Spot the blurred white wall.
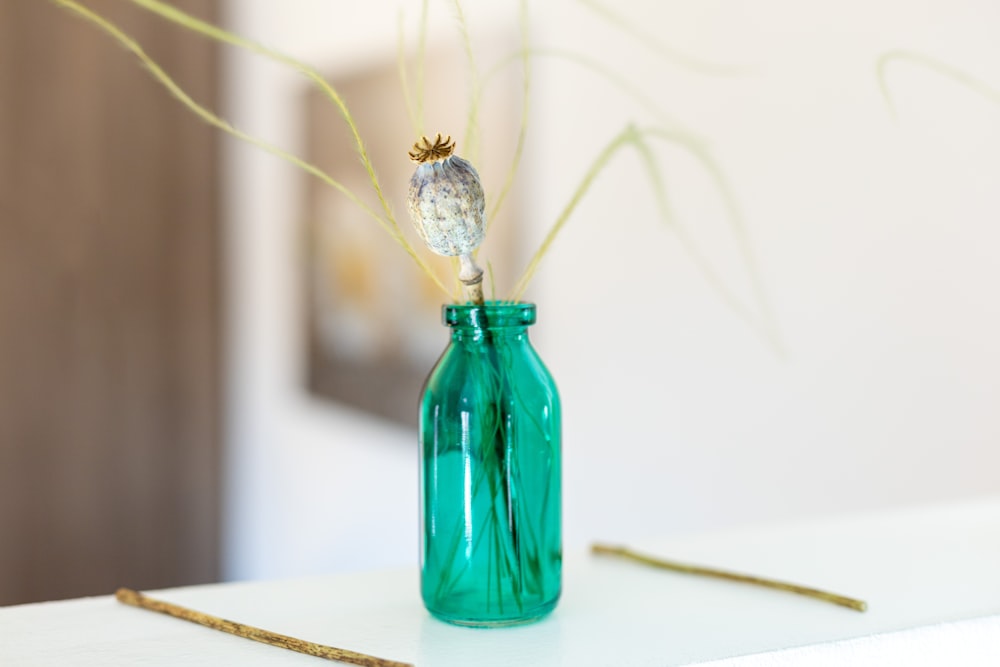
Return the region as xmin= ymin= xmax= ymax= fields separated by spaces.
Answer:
xmin=220 ymin=0 xmax=1000 ymax=581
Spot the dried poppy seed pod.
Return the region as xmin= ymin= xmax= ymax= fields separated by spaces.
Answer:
xmin=407 ymin=134 xmax=486 ymax=304
xmin=407 ymin=134 xmax=485 ymax=256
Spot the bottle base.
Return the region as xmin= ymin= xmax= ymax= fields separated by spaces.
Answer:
xmin=428 ymin=598 xmax=558 ymax=629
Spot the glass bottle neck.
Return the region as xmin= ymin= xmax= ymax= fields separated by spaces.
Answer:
xmin=443 ymin=302 xmax=537 ymax=344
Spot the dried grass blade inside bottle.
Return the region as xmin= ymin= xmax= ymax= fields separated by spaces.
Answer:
xmin=407 ymin=134 xmax=487 ymax=304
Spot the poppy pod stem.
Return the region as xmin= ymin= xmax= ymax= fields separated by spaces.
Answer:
xmin=458 ymin=253 xmax=485 ymax=305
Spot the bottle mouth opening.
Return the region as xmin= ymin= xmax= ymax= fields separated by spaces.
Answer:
xmin=443 ymin=301 xmax=537 ymax=329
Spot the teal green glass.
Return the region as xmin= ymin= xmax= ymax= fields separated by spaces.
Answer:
xmin=419 ymin=302 xmax=562 ymax=627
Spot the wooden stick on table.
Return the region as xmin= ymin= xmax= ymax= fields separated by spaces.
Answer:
xmin=115 ymin=588 xmax=413 ymax=667
xmin=591 ymin=544 xmax=868 ymax=612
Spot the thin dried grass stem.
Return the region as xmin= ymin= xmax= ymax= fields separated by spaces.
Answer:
xmin=484 ymin=0 xmax=531 ymax=230
xmin=592 ymin=544 xmax=868 ymax=612
xmin=482 ymin=47 xmax=691 ymax=135
xmin=115 ymin=588 xmax=413 ymax=666
xmin=877 ymin=49 xmax=1000 ymax=120
xmin=395 ymin=0 xmax=431 ymax=138
xmin=125 ymin=1 xmax=384 ymax=209
xmin=637 ymin=127 xmax=784 ymax=354
xmin=415 ymin=0 xmax=430 ymax=134
xmin=452 ymin=0 xmax=482 ymax=165
xmin=506 ymin=120 xmax=782 ymax=353
xmin=577 ymin=0 xmax=743 ymax=76
xmin=397 ymin=11 xmax=419 ymax=135
xmin=509 ymin=124 xmax=639 ymax=301
xmin=54 ymin=1 xmax=377 ymax=224
xmin=86 ymin=0 xmax=448 ymax=293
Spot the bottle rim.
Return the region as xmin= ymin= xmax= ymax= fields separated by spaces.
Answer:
xmin=443 ymin=301 xmax=536 ymax=329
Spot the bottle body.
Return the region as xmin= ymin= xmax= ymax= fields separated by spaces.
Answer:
xmin=419 ymin=303 xmax=561 ymax=626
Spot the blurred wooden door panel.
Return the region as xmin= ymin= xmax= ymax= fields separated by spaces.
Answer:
xmin=0 ymin=0 xmax=221 ymax=605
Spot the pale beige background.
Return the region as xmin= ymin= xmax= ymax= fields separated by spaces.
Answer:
xmin=220 ymin=0 xmax=1000 ymax=579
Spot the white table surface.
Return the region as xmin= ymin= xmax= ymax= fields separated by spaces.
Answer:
xmin=2 ymin=498 xmax=999 ymax=666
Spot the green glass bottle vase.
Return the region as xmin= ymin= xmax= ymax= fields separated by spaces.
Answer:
xmin=419 ymin=302 xmax=562 ymax=627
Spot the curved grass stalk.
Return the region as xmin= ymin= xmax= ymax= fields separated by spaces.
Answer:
xmin=451 ymin=0 xmax=483 ymax=164
xmin=483 ymin=0 xmax=532 ymax=230
xmin=487 ymin=261 xmax=497 ymax=302
xmin=577 ymin=0 xmax=745 ymax=77
xmin=415 ymin=0 xmax=431 ymax=136
xmin=52 ymin=1 xmax=401 ymax=242
xmin=55 ymin=0 xmax=449 ymax=296
xmin=483 ymin=47 xmax=696 ymax=139
xmin=125 ymin=1 xmax=389 ymax=219
xmin=510 ymin=125 xmax=640 ymax=301
xmin=397 ymin=11 xmax=420 ymax=135
xmin=54 ymin=1 xmax=383 ymax=226
xmin=877 ymin=49 xmax=1000 ymax=120
xmin=510 ymin=124 xmax=783 ymax=353
xmin=637 ymin=129 xmax=783 ymax=353
xmin=118 ymin=0 xmax=449 ymax=295
xmin=396 ymin=0 xmax=431 ymax=137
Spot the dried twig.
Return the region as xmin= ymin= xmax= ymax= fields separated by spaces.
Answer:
xmin=591 ymin=544 xmax=867 ymax=612
xmin=115 ymin=588 xmax=414 ymax=667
